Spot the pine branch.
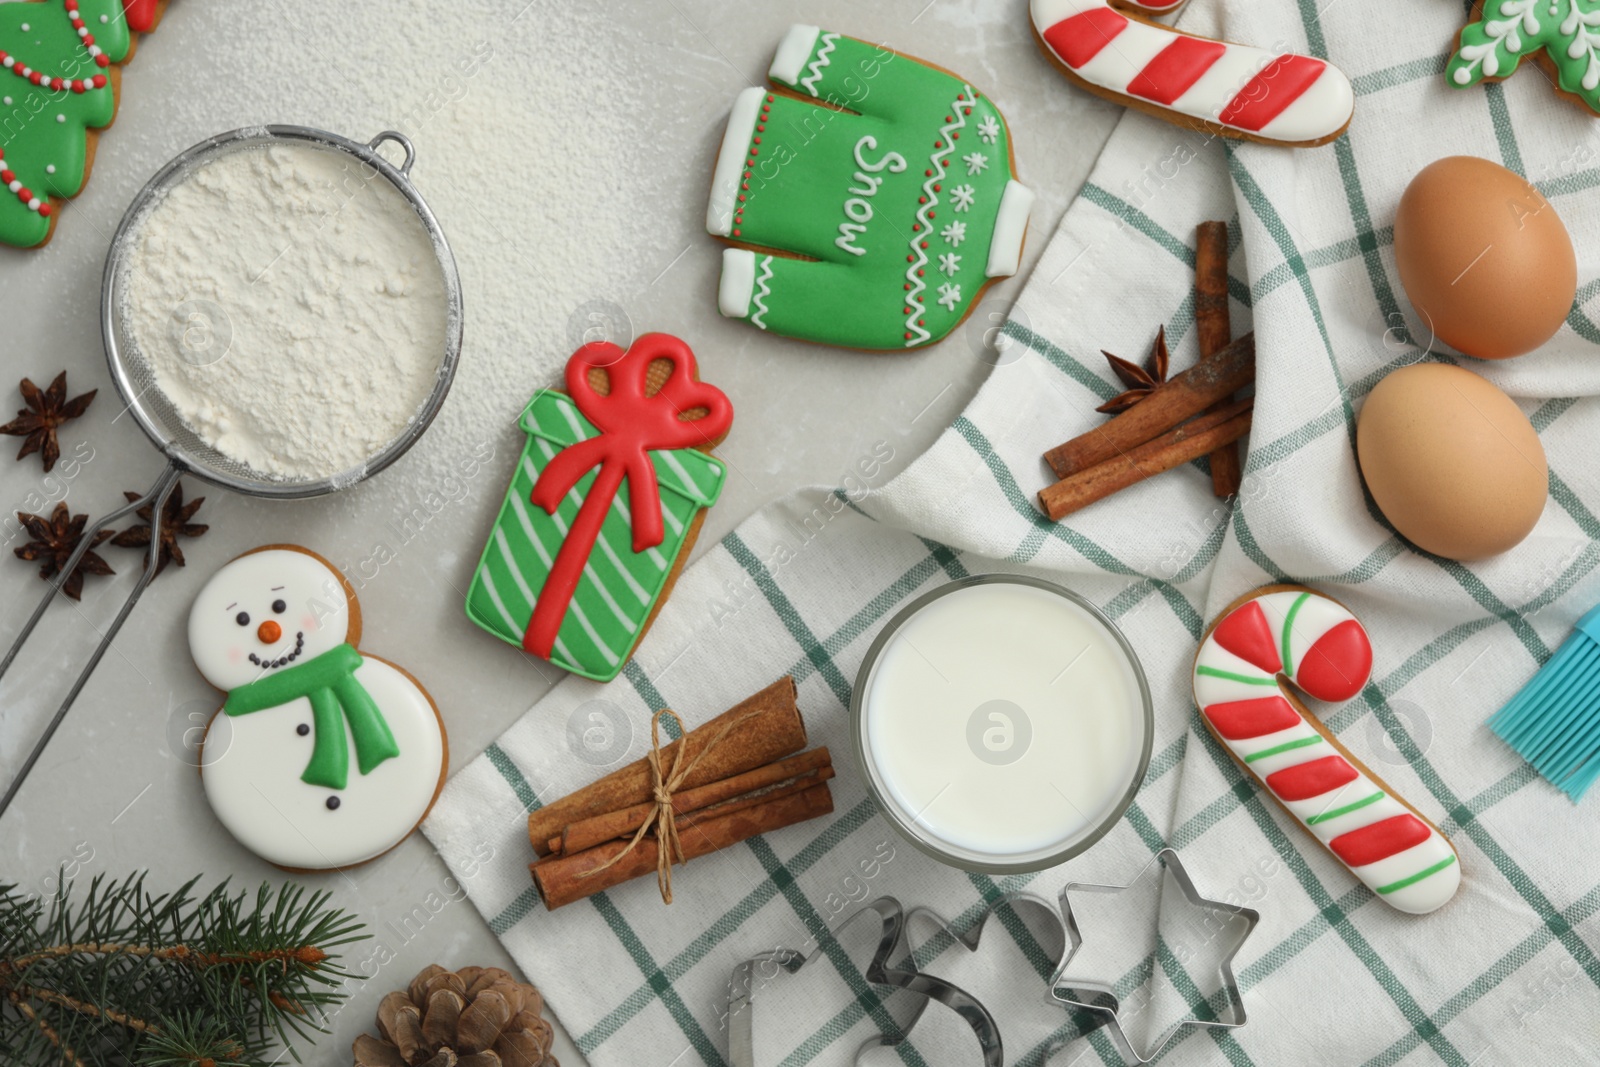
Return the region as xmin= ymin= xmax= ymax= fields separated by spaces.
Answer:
xmin=0 ymin=874 xmax=365 ymax=1067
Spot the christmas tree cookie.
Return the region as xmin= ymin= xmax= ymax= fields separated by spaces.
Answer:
xmin=191 ymin=546 xmax=448 ymax=871
xmin=1447 ymin=0 xmax=1600 ymax=116
xmin=466 ymin=334 xmax=733 ymax=681
xmin=0 ymin=0 xmax=156 ymax=249
xmin=1193 ymin=586 xmax=1460 ymax=915
xmin=707 ymin=25 xmax=1035 ymax=351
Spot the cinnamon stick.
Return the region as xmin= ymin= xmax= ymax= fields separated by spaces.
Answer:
xmin=554 ymin=748 xmax=835 ymax=855
xmin=1039 ymin=398 xmax=1254 ymax=521
xmin=1195 ymin=221 xmax=1242 ymax=497
xmin=528 ymin=677 xmax=807 ymax=857
xmin=1043 ymin=331 xmax=1255 ymax=480
xmin=549 ymin=769 xmax=834 ymax=855
xmin=532 ymin=783 xmax=835 ymax=909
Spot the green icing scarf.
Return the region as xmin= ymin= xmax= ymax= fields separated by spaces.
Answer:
xmin=223 ymin=643 xmax=399 ymax=791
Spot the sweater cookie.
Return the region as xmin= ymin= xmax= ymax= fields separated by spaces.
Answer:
xmin=192 ymin=546 xmax=448 ymax=871
xmin=707 ymin=25 xmax=1036 ymax=351
xmin=1030 ymin=0 xmax=1355 ymax=147
xmin=1193 ymin=586 xmax=1460 ymax=915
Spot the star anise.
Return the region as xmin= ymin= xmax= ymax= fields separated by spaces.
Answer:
xmin=110 ymin=483 xmax=208 ymax=578
xmin=1095 ymin=326 xmax=1171 ymax=414
xmin=14 ymin=502 xmax=116 ymax=601
xmin=0 ymin=372 xmax=97 ymax=472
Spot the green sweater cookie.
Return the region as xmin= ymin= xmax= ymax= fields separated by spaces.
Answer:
xmin=0 ymin=0 xmax=132 ymax=249
xmin=708 ymin=25 xmax=1035 ymax=351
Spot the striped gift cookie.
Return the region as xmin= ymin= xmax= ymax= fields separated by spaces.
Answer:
xmin=1193 ymin=586 xmax=1461 ymax=915
xmin=1030 ymin=0 xmax=1355 ymax=147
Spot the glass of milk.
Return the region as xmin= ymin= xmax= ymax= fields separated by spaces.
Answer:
xmin=853 ymin=575 xmax=1152 ymax=873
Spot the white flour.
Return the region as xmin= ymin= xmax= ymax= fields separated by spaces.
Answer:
xmin=120 ymin=142 xmax=449 ymax=481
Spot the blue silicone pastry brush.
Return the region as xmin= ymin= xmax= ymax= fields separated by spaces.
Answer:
xmin=1488 ymin=604 xmax=1600 ymax=801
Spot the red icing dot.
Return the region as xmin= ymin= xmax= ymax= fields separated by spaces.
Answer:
xmin=917 ymin=270 xmax=925 ymax=277
xmin=752 ymin=136 xmax=761 ymax=144
xmin=37 ymin=203 xmax=50 ymax=217
xmin=92 ymin=74 xmax=105 ymax=86
xmin=905 ymin=332 xmax=914 ymax=340
xmin=903 ymin=283 xmax=912 ymax=291
xmin=906 ymin=254 xmax=915 ymax=263
xmin=0 ymin=171 xmax=11 ymax=183
xmin=952 ymin=132 xmax=959 ymax=140
xmin=95 ymin=54 xmax=109 ymax=67
xmin=918 ymin=196 xmax=927 ymax=204
xmin=731 ymin=228 xmax=741 ymax=237
xmin=17 ymin=187 xmax=31 ymax=201
xmin=920 ymin=241 xmax=929 ymax=249
xmin=925 ymin=169 xmax=933 ymax=177
xmin=756 ymin=124 xmax=765 ymax=132
xmin=912 ymin=223 xmax=920 ymax=232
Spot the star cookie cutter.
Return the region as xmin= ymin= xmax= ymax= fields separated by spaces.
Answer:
xmin=1050 ymin=848 xmax=1259 ymax=1064
xmin=728 ymin=897 xmax=1002 ymax=1067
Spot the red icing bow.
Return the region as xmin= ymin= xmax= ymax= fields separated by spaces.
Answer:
xmin=523 ymin=334 xmax=733 ymax=659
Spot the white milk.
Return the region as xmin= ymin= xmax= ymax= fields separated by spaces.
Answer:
xmin=857 ymin=579 xmax=1149 ymax=871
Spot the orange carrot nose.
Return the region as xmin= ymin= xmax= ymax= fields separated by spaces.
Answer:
xmin=257 ymin=620 xmax=282 ymax=644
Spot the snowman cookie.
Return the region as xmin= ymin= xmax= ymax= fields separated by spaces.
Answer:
xmin=192 ymin=546 xmax=447 ymax=871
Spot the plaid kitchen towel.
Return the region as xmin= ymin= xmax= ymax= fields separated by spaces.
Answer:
xmin=423 ymin=0 xmax=1600 ymax=1062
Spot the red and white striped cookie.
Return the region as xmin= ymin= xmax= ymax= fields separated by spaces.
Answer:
xmin=1193 ymin=586 xmax=1460 ymax=915
xmin=1030 ymin=0 xmax=1355 ymax=147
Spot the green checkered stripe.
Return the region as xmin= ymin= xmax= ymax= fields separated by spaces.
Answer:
xmin=428 ymin=8 xmax=1600 ymax=1065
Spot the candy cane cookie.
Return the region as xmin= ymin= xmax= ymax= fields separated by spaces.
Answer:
xmin=1030 ymin=0 xmax=1355 ymax=147
xmin=1193 ymin=586 xmax=1460 ymax=915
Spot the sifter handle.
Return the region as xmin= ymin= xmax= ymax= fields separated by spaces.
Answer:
xmin=0 ymin=461 xmax=181 ymax=819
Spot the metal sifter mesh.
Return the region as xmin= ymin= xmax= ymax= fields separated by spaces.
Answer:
xmin=0 ymin=125 xmax=464 ymax=817
xmin=102 ymin=124 xmax=464 ymax=497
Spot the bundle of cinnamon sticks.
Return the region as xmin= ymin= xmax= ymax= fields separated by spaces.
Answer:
xmin=529 ymin=677 xmax=835 ymax=910
xmin=1039 ymin=222 xmax=1255 ymax=522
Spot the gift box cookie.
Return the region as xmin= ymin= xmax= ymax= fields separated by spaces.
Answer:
xmin=466 ymin=333 xmax=733 ymax=681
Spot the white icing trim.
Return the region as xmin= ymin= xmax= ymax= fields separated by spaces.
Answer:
xmin=985 ymin=180 xmax=1034 ymax=278
xmin=1259 ymin=66 xmax=1354 ymax=144
xmin=769 ymin=24 xmax=823 ymax=87
xmin=719 ymin=248 xmax=757 ymax=318
xmin=706 ymin=87 xmax=765 ymax=236
xmin=751 ymin=255 xmax=775 ymax=330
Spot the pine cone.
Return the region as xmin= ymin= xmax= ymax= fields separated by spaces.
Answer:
xmin=352 ymin=965 xmax=559 ymax=1067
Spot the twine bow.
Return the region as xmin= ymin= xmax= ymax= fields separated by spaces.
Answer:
xmin=523 ymin=335 xmax=734 ymax=659
xmin=578 ymin=707 xmax=759 ymax=904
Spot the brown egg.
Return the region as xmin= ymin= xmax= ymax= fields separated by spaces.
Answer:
xmin=1356 ymin=364 xmax=1546 ymax=561
xmin=1394 ymin=156 xmax=1576 ymax=360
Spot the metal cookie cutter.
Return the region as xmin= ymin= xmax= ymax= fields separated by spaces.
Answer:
xmin=728 ymin=897 xmax=1003 ymax=1067
xmin=1050 ymin=848 xmax=1259 ymax=1064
